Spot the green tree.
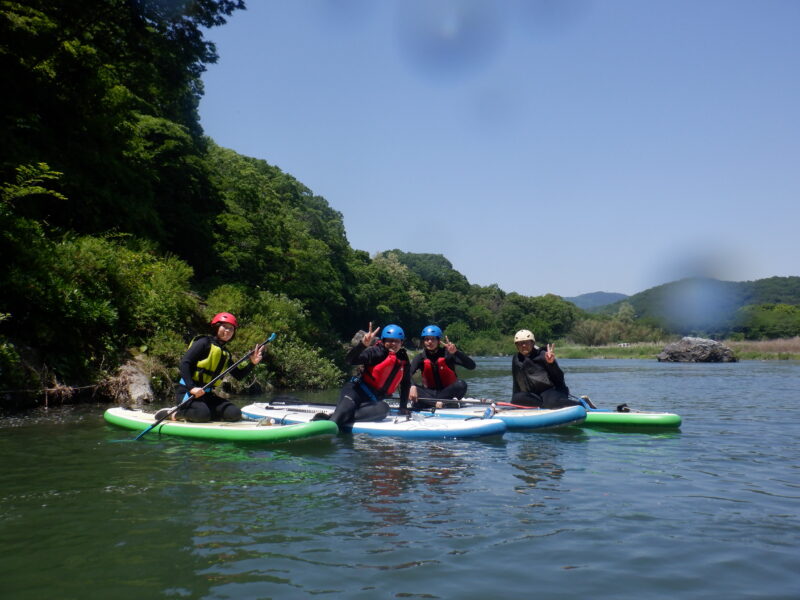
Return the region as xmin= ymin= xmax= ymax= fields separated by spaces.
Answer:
xmin=426 ymin=290 xmax=469 ymax=330
xmin=206 ymin=144 xmax=356 ymax=339
xmin=733 ymin=304 xmax=800 ymax=339
xmin=386 ymin=250 xmax=471 ymax=294
xmin=616 ymin=301 xmax=636 ymax=324
xmin=0 ymin=0 xmax=242 ymax=274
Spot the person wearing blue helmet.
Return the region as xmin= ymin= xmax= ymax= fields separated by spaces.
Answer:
xmin=408 ymin=325 xmax=476 ymax=409
xmin=325 ymin=322 xmax=412 ymax=428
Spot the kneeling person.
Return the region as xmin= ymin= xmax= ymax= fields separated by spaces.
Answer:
xmin=511 ymin=329 xmax=580 ymax=409
xmin=168 ymin=312 xmax=265 ymax=422
xmin=328 ymin=323 xmax=411 ymax=428
xmin=409 ymin=325 xmax=476 ymax=409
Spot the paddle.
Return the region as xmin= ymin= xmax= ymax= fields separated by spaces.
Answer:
xmin=412 ymin=397 xmax=528 ymax=410
xmin=568 ymin=393 xmax=598 ymax=409
xmin=568 ymin=393 xmax=629 ymax=413
xmin=391 ymin=397 xmax=499 ymax=419
xmin=135 ymin=332 xmax=277 ymax=440
xmin=408 ymin=396 xmax=495 ymax=409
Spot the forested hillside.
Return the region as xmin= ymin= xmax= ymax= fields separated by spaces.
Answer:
xmin=0 ymin=1 xmax=584 ymax=403
xmin=593 ymin=277 xmax=800 ymax=338
xmin=564 ymin=292 xmax=629 ymax=310
xmin=2 ymin=2 xmax=797 ymax=406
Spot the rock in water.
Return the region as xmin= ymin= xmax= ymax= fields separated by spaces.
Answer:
xmin=657 ymin=337 xmax=738 ymax=363
xmin=114 ymin=358 xmax=155 ymax=406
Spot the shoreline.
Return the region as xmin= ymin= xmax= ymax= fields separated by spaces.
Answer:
xmin=555 ymin=338 xmax=800 ymax=361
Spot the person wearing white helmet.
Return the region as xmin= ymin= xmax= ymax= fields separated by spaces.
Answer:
xmin=408 ymin=324 xmax=476 ymax=409
xmin=323 ymin=322 xmax=412 ymax=428
xmin=510 ymin=329 xmax=580 ymax=409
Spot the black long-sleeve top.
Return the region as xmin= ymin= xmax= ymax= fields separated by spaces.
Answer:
xmin=511 ymin=346 xmax=567 ymax=395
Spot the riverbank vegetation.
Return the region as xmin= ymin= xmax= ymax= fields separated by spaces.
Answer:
xmin=553 ymin=339 xmax=800 ymax=361
xmin=725 ymin=337 xmax=800 ymax=361
xmin=2 ymin=2 xmax=799 ymax=409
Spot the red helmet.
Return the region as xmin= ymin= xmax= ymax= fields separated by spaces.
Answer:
xmin=210 ymin=312 xmax=238 ymax=328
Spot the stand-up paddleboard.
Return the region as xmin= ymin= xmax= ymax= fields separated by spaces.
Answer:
xmin=582 ymin=406 xmax=682 ymax=428
xmin=104 ymin=407 xmax=338 ymax=442
xmin=240 ymin=402 xmax=506 ymax=439
xmin=425 ymin=396 xmax=680 ymax=430
xmin=412 ymin=404 xmax=586 ymax=430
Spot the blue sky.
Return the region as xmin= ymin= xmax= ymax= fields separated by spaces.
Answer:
xmin=199 ymin=0 xmax=799 ymax=298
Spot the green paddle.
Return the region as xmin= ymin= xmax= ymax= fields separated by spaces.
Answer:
xmin=135 ymin=332 xmax=276 ymax=440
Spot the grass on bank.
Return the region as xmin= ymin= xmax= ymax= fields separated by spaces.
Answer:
xmin=555 ymin=337 xmax=800 ymax=360
xmin=556 ymin=343 xmax=664 ymax=359
xmin=725 ymin=337 xmax=800 ymax=360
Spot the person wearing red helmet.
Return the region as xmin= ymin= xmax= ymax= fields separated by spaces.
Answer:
xmin=157 ymin=312 xmax=265 ymax=422
xmin=211 ymin=312 xmax=238 ymax=329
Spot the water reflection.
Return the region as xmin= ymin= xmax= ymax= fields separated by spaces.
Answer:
xmin=510 ymin=442 xmax=566 ymax=493
xmin=338 ymin=436 xmax=482 ymax=528
xmin=5 ymin=361 xmax=800 ymax=598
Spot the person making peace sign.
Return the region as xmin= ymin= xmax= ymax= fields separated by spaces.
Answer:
xmin=325 ymin=322 xmax=412 ymax=429
xmin=510 ymin=329 xmax=581 ymax=409
xmin=408 ymin=325 xmax=476 ymax=409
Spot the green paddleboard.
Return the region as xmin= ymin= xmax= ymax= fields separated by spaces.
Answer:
xmin=581 ymin=409 xmax=682 ymax=429
xmin=104 ymin=407 xmax=338 ymax=442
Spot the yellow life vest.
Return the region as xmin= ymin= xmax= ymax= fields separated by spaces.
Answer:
xmin=190 ymin=336 xmax=232 ymax=388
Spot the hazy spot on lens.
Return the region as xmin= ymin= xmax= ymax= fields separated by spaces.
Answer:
xmin=649 ymin=245 xmax=758 ymax=332
xmin=318 ymin=0 xmax=378 ymax=30
xmin=662 ymin=278 xmax=740 ymax=333
xmin=393 ymin=0 xmax=506 ymax=82
xmin=470 ymin=83 xmax=527 ymax=134
xmin=515 ymin=0 xmax=593 ymax=37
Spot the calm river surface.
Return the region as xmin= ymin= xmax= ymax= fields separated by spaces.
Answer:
xmin=1 ymin=358 xmax=799 ymax=599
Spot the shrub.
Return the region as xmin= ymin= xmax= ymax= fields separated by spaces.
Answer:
xmin=229 ymin=333 xmax=342 ymax=392
xmin=0 ymin=334 xmax=38 ymax=393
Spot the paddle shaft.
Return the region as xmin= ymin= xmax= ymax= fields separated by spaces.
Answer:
xmin=405 ymin=397 xmax=537 ymax=410
xmin=404 ymin=396 xmax=493 ymax=408
xmin=429 ymin=395 xmax=591 ymax=410
xmin=135 ymin=332 xmax=276 ymax=440
xmin=568 ymin=393 xmax=597 ymax=409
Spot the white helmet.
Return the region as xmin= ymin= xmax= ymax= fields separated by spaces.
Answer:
xmin=514 ymin=329 xmax=535 ymax=343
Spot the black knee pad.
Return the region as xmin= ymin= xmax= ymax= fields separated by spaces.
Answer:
xmin=221 ymin=403 xmax=242 ymax=422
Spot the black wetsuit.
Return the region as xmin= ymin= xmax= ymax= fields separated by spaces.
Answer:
xmin=409 ymin=347 xmax=476 ymax=408
xmin=328 ymin=342 xmax=411 ymax=429
xmin=511 ymin=346 xmax=578 ymax=409
xmin=176 ymin=336 xmax=255 ymax=422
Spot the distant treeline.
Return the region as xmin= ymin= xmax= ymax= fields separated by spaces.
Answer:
xmin=1 ymin=2 xmax=798 ymax=403
xmin=592 ymin=277 xmax=800 ymax=341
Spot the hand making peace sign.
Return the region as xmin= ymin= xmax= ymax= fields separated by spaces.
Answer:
xmin=545 ymin=343 xmax=556 ymax=364
xmin=361 ymin=322 xmax=381 ymax=347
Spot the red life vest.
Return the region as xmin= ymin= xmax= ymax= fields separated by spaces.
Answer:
xmin=422 ymin=356 xmax=458 ymax=389
xmin=362 ymin=351 xmax=407 ymax=396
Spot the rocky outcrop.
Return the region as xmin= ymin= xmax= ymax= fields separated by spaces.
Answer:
xmin=105 ymin=357 xmax=155 ymax=406
xmin=657 ymin=337 xmax=738 ymax=363
xmin=350 ymin=330 xmax=379 ymax=346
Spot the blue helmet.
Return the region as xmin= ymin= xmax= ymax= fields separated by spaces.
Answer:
xmin=421 ymin=325 xmax=442 ymax=339
xmin=381 ymin=324 xmax=405 ymax=340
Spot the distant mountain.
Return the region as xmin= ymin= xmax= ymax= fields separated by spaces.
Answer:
xmin=595 ymin=276 xmax=800 ymax=335
xmin=564 ymin=291 xmax=629 ymax=310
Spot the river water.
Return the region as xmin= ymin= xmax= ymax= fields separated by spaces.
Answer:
xmin=1 ymin=358 xmax=798 ymax=599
